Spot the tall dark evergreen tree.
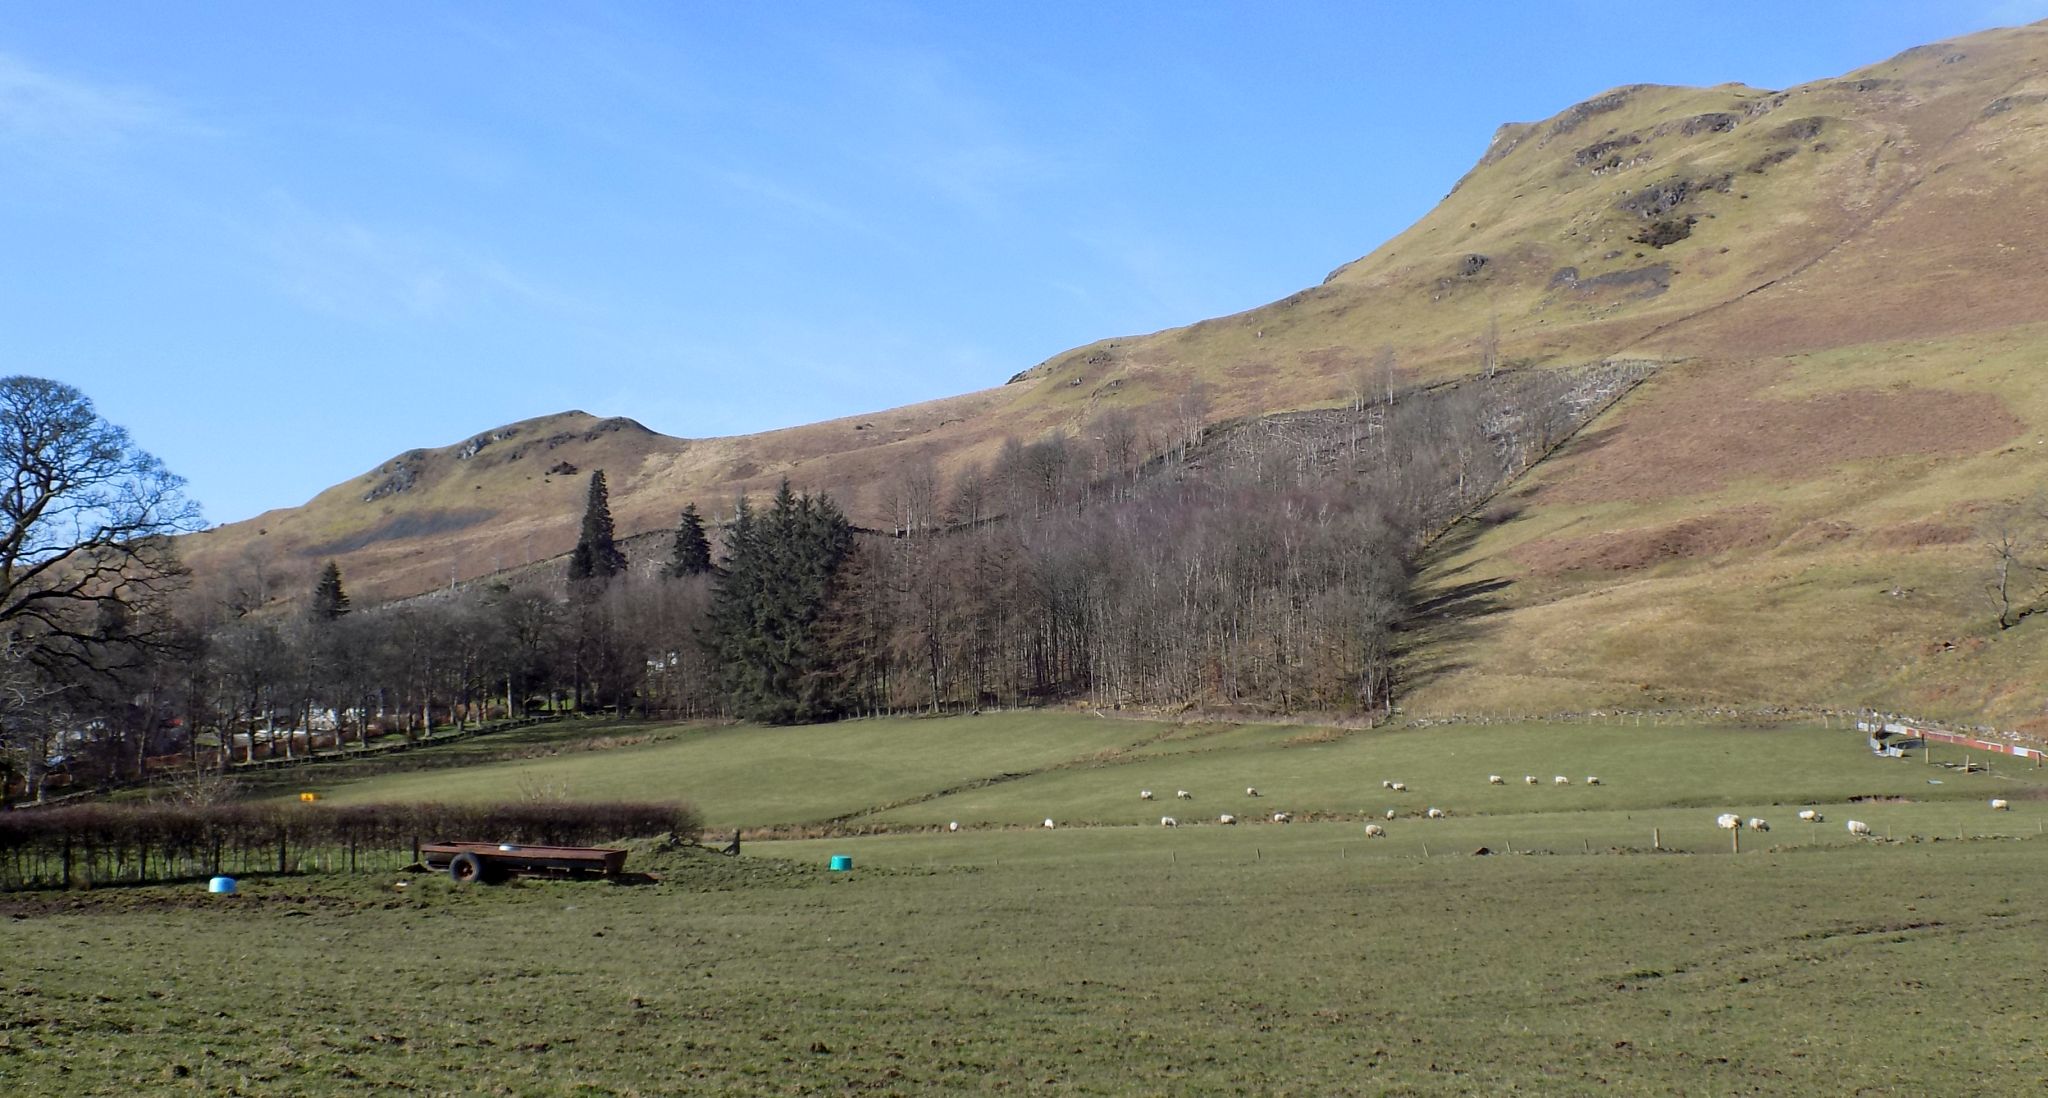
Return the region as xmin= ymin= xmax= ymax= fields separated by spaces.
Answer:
xmin=310 ymin=560 xmax=350 ymax=620
xmin=706 ymin=481 xmax=855 ymax=724
xmin=707 ymin=495 xmax=764 ymax=712
xmin=567 ymin=470 xmax=628 ymax=582
xmin=665 ymin=503 xmax=714 ymax=578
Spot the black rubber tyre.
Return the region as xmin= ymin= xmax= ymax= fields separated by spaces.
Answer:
xmin=448 ymin=852 xmax=486 ymax=884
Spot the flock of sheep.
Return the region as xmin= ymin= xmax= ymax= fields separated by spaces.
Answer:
xmin=1009 ymin=772 xmax=1614 ymax=834
xmin=950 ymin=778 xmax=2021 ymax=836
xmin=1714 ymin=799 xmax=2012 ymax=837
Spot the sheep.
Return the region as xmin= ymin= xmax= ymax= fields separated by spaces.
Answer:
xmin=1390 ymin=782 xmax=1408 ymax=792
xmin=948 ymin=821 xmax=960 ymax=832
xmin=1554 ymin=776 xmax=1570 ymax=786
xmin=1990 ymin=798 xmax=2011 ymax=811
xmin=1846 ymin=819 xmax=1871 ymax=835
xmin=1176 ymin=790 xmax=1193 ymax=800
xmin=1140 ymin=790 xmax=1154 ymax=801
xmin=1219 ymin=814 xmax=1237 ymax=825
xmin=1524 ymin=775 xmax=1539 ymax=785
xmin=1585 ymin=776 xmax=1602 ymax=786
xmin=1384 ymin=809 xmax=1397 ymax=820
xmin=1716 ymin=813 xmax=1742 ymax=830
xmin=1747 ymin=817 xmax=1770 ymax=832
xmin=1160 ymin=816 xmax=1178 ymax=828
xmin=1364 ymin=824 xmax=1387 ymax=837
xmin=1426 ymin=807 xmax=1446 ymax=819
xmin=1797 ymin=809 xmax=1821 ymax=823
xmin=1042 ymin=818 xmax=1056 ymax=829
xmin=1488 ymin=774 xmax=1505 ymax=785
xmin=1245 ymin=786 xmax=1261 ymax=797
xmin=1272 ymin=812 xmax=1293 ymax=823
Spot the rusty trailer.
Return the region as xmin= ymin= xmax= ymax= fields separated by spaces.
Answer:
xmin=420 ymin=841 xmax=628 ymax=884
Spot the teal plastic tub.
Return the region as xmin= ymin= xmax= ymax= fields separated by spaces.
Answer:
xmin=828 ymin=854 xmax=853 ymax=872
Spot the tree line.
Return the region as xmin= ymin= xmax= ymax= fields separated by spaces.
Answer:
xmin=0 ymin=364 xmax=1646 ymax=801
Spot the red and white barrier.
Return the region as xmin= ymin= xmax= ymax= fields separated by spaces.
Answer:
xmin=1859 ymin=717 xmax=2040 ymax=759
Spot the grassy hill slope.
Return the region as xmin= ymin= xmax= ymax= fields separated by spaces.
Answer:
xmin=182 ymin=22 xmax=2048 ymax=721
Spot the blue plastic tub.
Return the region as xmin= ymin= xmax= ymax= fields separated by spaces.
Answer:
xmin=828 ymin=855 xmax=853 ymax=872
xmin=208 ymin=876 xmax=237 ymax=894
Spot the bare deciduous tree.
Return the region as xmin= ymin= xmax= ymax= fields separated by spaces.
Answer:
xmin=0 ymin=376 xmax=201 ymax=682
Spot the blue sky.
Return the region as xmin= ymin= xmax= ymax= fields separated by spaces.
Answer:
xmin=3 ymin=2 xmax=2042 ymax=524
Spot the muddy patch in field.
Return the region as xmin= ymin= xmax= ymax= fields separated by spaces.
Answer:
xmin=1512 ymin=507 xmax=1777 ymax=576
xmin=1537 ymin=363 xmax=2025 ymax=504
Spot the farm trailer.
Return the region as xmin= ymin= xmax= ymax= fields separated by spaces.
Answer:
xmin=419 ymin=841 xmax=628 ymax=884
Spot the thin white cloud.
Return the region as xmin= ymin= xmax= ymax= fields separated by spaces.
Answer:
xmin=824 ymin=44 xmax=1063 ymax=218
xmin=0 ymin=50 xmax=200 ymax=151
xmin=245 ymin=193 xmax=575 ymax=325
xmin=709 ymin=167 xmax=908 ymax=251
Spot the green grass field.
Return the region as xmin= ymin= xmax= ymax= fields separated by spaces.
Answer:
xmin=8 ymin=712 xmax=2048 ymax=1094
xmin=287 ymin=712 xmax=2045 ymax=837
xmin=292 ymin=712 xmax=1172 ymax=829
xmin=6 ymin=837 xmax=2044 ymax=1094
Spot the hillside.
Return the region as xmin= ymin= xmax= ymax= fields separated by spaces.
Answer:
xmin=182 ymin=22 xmax=2048 ymax=721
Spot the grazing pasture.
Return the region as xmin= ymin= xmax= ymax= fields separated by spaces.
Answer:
xmin=293 ymin=712 xmax=1164 ymax=828
xmin=6 ymin=713 xmax=2046 ymax=1093
xmin=283 ymin=713 xmax=2044 ymax=834
xmin=4 ymin=836 xmax=2045 ymax=1094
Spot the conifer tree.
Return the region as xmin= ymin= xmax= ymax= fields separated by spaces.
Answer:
xmin=310 ymin=560 xmax=350 ymax=620
xmin=707 ymin=495 xmax=765 ymax=709
xmin=568 ymin=470 xmax=628 ymax=582
xmin=665 ymin=503 xmax=714 ymax=578
xmin=705 ymin=481 xmax=854 ymax=723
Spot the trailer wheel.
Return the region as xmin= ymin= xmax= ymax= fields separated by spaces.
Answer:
xmin=448 ymin=852 xmax=487 ymax=884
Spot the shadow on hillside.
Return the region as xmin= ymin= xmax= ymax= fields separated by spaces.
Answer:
xmin=1395 ymin=516 xmax=1515 ymax=697
xmin=1549 ymin=422 xmax=1625 ymax=459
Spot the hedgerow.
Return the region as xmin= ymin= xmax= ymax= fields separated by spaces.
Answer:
xmin=0 ymin=800 xmax=699 ymax=890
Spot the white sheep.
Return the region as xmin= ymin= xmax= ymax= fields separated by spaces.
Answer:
xmin=1245 ymin=786 xmax=1261 ymax=797
xmin=1176 ymin=790 xmax=1193 ymax=800
xmin=1488 ymin=774 xmax=1505 ymax=785
xmin=1272 ymin=812 xmax=1293 ymax=823
xmin=1364 ymin=824 xmax=1386 ymax=837
xmin=1585 ymin=776 xmax=1602 ymax=786
xmin=1797 ymin=809 xmax=1821 ymax=822
xmin=1524 ymin=775 xmax=1539 ymax=785
xmin=1160 ymin=816 xmax=1178 ymax=828
xmin=1554 ymin=776 xmax=1570 ymax=786
xmin=1042 ymin=818 xmax=1056 ymax=829
xmin=1390 ymin=782 xmax=1408 ymax=792
xmin=1139 ymin=790 xmax=1154 ymax=800
xmin=1716 ymin=813 xmax=1742 ymax=830
xmin=1426 ymin=807 xmax=1446 ymax=819
xmin=1990 ymin=798 xmax=2011 ymax=811
xmin=1218 ymin=813 xmax=1237 ymax=825
xmin=1747 ymin=817 xmax=1770 ymax=832
xmin=1384 ymin=809 xmax=1396 ymax=820
xmin=948 ymin=821 xmax=960 ymax=832
xmin=1846 ymin=819 xmax=1871 ymax=835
